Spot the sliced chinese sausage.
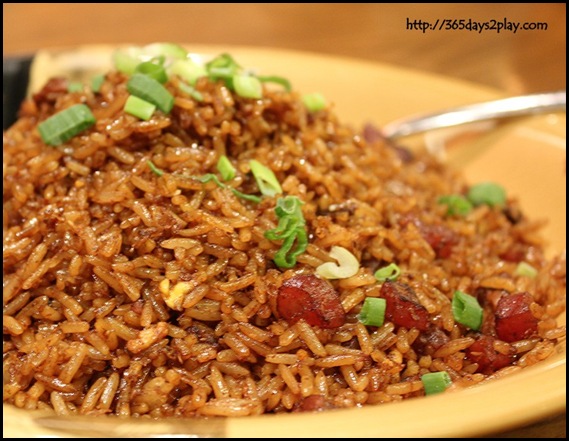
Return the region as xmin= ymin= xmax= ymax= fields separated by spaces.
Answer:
xmin=294 ymin=394 xmax=336 ymax=412
xmin=413 ymin=325 xmax=450 ymax=355
xmin=494 ymin=292 xmax=539 ymax=342
xmin=418 ymin=223 xmax=458 ymax=259
xmin=465 ymin=335 xmax=514 ymax=375
xmin=380 ymin=281 xmax=429 ymax=331
xmin=399 ymin=215 xmax=458 ymax=258
xmin=277 ymin=274 xmax=346 ymax=329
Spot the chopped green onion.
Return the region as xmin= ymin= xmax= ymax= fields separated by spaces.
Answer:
xmin=127 ymin=74 xmax=174 ymax=114
xmin=113 ymin=46 xmax=144 ymax=74
xmin=249 ymin=160 xmax=282 ymax=197
xmin=113 ymin=43 xmax=187 ymax=75
xmin=421 ymin=371 xmax=452 ymax=395
xmin=195 ymin=173 xmax=261 ymax=203
xmin=142 ymin=42 xmax=188 ymax=60
xmin=124 ymin=95 xmax=156 ymax=121
xmin=91 ymin=74 xmax=105 ymax=93
xmin=257 ymin=75 xmax=292 ymax=92
xmin=38 ymin=104 xmax=96 ymax=146
xmin=135 ymin=61 xmax=168 ymax=83
xmin=316 ymin=246 xmax=360 ymax=279
xmin=467 ymin=182 xmax=506 ymax=207
xmin=206 ymin=53 xmax=241 ymax=79
xmin=197 ymin=173 xmax=225 ymax=186
xmin=274 ymin=195 xmax=303 ymax=218
xmin=209 ymin=68 xmax=237 ymax=84
xmin=217 ymin=155 xmax=236 ymax=181
xmin=177 ymin=82 xmax=204 ymax=102
xmin=233 ymin=75 xmax=263 ymax=99
xmin=197 ymin=173 xmax=224 ymax=188
xmin=67 ymin=82 xmax=83 ymax=93
xmin=452 ymin=290 xmax=483 ymax=331
xmin=205 ymin=53 xmax=243 ymax=91
xmin=438 ymin=194 xmax=473 ymax=216
xmin=231 ymin=189 xmax=262 ymax=203
xmin=148 ymin=55 xmax=166 ymax=66
xmin=374 ymin=263 xmax=401 ymax=282
xmin=147 ymin=160 xmax=164 ymax=176
xmin=273 ymin=226 xmax=308 ymax=268
xmin=265 ymin=196 xmax=305 ymax=241
xmin=169 ymin=59 xmax=207 ymax=86
xmin=302 ymin=93 xmax=327 ymax=112
xmin=265 ymin=196 xmax=308 ymax=268
xmin=515 ymin=261 xmax=538 ymax=278
xmin=359 ymin=297 xmax=387 ymax=327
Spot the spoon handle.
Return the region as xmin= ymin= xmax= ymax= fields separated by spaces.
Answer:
xmin=381 ymin=90 xmax=566 ymax=139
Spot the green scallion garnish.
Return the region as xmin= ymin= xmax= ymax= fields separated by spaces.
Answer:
xmin=67 ymin=82 xmax=83 ymax=93
xmin=124 ymin=95 xmax=157 ymax=121
xmin=135 ymin=61 xmax=168 ymax=84
xmin=273 ymin=226 xmax=308 ymax=268
xmin=233 ymin=75 xmax=263 ymax=99
xmin=37 ymin=104 xmax=96 ymax=146
xmin=374 ymin=263 xmax=401 ymax=282
xmin=91 ymin=74 xmax=105 ymax=93
xmin=257 ymin=75 xmax=292 ymax=92
xmin=217 ymin=155 xmax=236 ymax=181
xmin=358 ymin=297 xmax=387 ymax=327
xmin=126 ymin=74 xmax=174 ymax=114
xmin=467 ymin=182 xmax=506 ymax=207
xmin=113 ymin=46 xmax=144 ymax=74
xmin=169 ymin=59 xmax=207 ymax=86
xmin=142 ymin=42 xmax=188 ymax=60
xmin=421 ymin=371 xmax=452 ymax=395
xmin=197 ymin=173 xmax=225 ymax=186
xmin=265 ymin=195 xmax=308 ymax=268
xmin=113 ymin=43 xmax=187 ymax=75
xmin=438 ymin=194 xmax=473 ymax=216
xmin=204 ymin=53 xmax=288 ymax=97
xmin=515 ymin=261 xmax=538 ymax=278
xmin=249 ymin=160 xmax=282 ymax=197
xmin=231 ymin=189 xmax=262 ymax=203
xmin=451 ymin=290 xmax=483 ymax=331
xmin=147 ymin=160 xmax=164 ymax=176
xmin=265 ymin=196 xmax=305 ymax=242
xmin=302 ymin=93 xmax=327 ymax=112
xmin=177 ymin=82 xmax=204 ymax=102
xmin=196 ymin=173 xmax=261 ymax=203
xmin=206 ymin=53 xmax=241 ymax=80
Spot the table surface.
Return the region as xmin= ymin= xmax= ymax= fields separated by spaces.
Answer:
xmin=3 ymin=3 xmax=566 ymax=438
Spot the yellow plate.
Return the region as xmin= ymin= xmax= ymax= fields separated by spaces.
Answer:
xmin=3 ymin=45 xmax=566 ymax=438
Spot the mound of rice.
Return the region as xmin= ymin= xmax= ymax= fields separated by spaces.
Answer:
xmin=3 ymin=52 xmax=566 ymax=417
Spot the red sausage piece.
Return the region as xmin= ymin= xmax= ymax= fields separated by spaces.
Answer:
xmin=494 ymin=292 xmax=539 ymax=343
xmin=277 ymin=274 xmax=346 ymax=329
xmin=380 ymin=281 xmax=429 ymax=331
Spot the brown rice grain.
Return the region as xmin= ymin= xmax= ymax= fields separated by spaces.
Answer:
xmin=296 ymin=321 xmax=327 ymax=357
xmin=50 ymin=391 xmax=71 ymax=416
xmin=315 ymin=354 xmax=360 ymax=368
xmin=385 ymin=379 xmax=424 ymax=396
xmin=58 ymin=343 xmax=88 ymax=383
xmin=278 ymin=363 xmax=301 ymax=395
xmin=80 ymin=377 xmax=107 ymax=414
xmin=432 ymin=337 xmax=475 ymax=358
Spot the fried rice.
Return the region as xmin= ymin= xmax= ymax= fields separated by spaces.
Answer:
xmin=3 ymin=48 xmax=566 ymax=418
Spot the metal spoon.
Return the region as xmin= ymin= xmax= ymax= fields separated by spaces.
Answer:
xmin=381 ymin=90 xmax=566 ymax=139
